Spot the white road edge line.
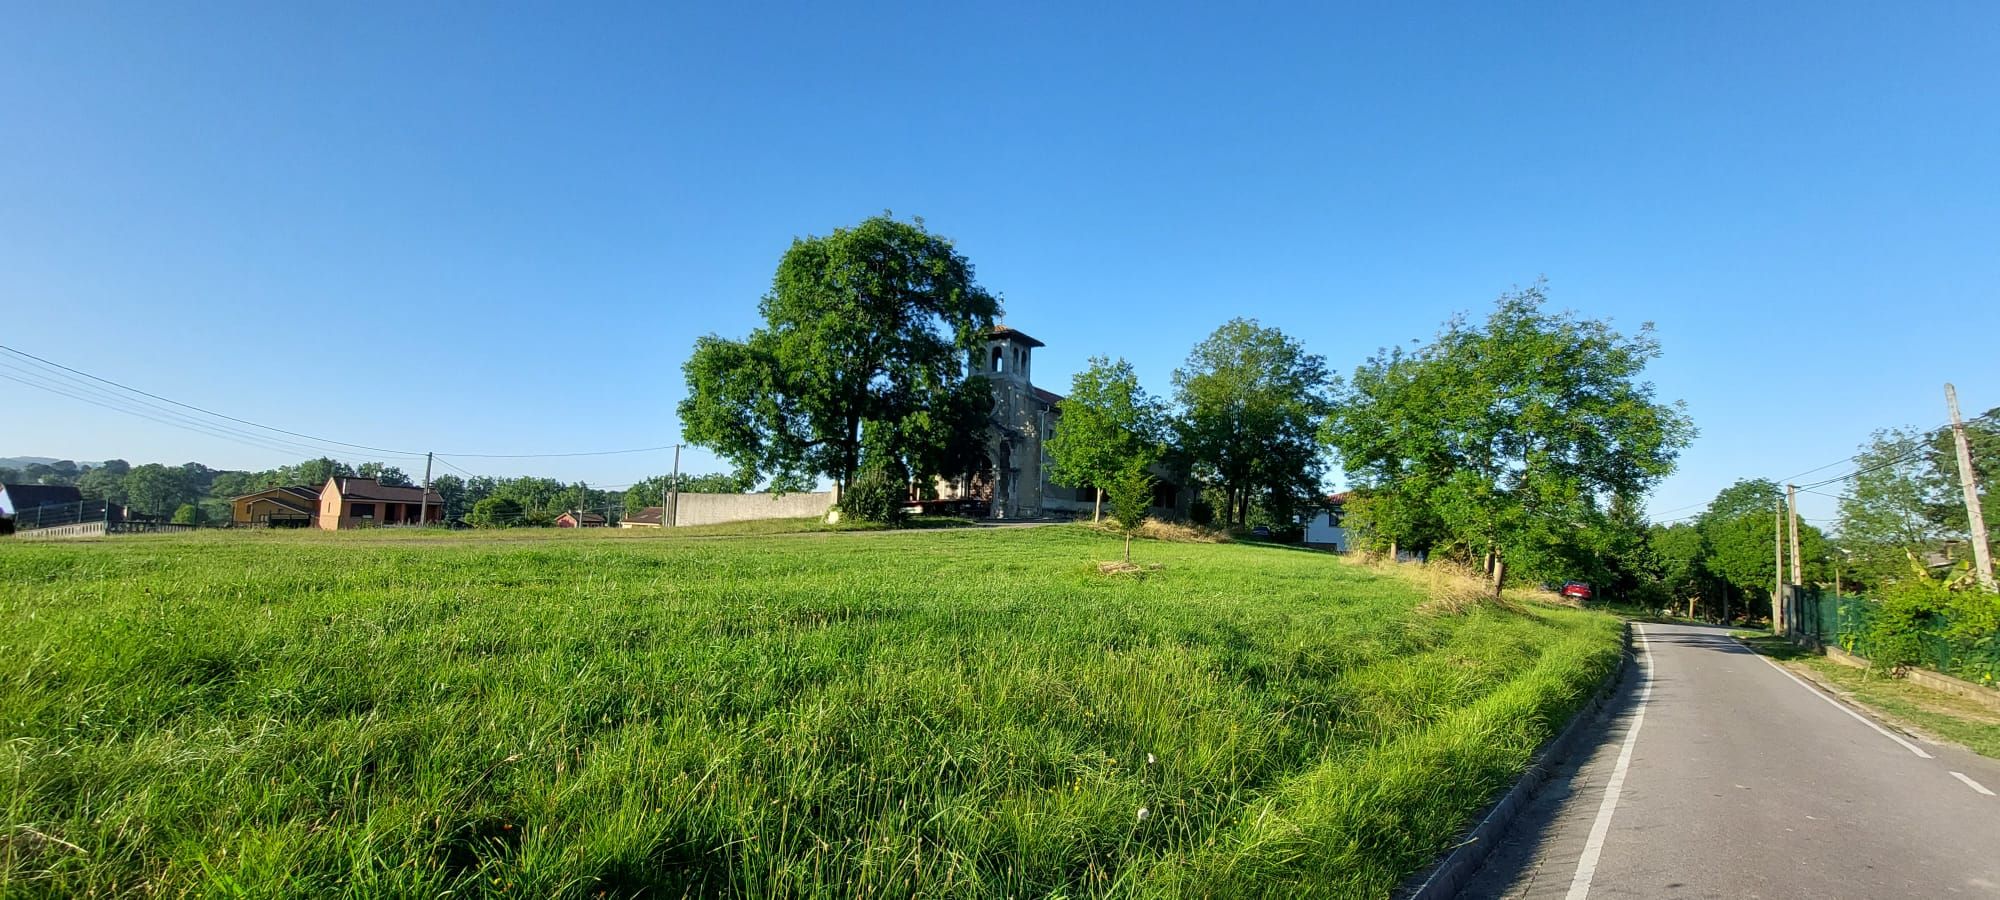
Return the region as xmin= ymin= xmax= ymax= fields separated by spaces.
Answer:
xmin=1734 ymin=637 xmax=1934 ymax=760
xmin=1951 ymin=771 xmax=1996 ymax=796
xmin=1565 ymin=624 xmax=1653 ymax=900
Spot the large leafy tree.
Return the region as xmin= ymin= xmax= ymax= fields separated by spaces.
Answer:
xmin=1328 ymin=284 xmax=1694 ymax=591
xmin=122 ymin=463 xmax=196 ymax=516
xmin=1695 ymin=478 xmax=1832 ymax=617
xmin=1651 ymin=522 xmax=1720 ymax=617
xmin=1173 ymin=319 xmax=1333 ymax=527
xmin=1047 ymin=357 xmax=1169 ymax=522
xmin=679 ymin=215 xmax=999 ymax=492
xmin=75 ymin=459 xmax=131 ymax=506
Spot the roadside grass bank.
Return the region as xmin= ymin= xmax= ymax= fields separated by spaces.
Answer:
xmin=2 ymin=527 xmax=1620 ymax=897
xmin=1737 ymin=635 xmax=2000 ymax=759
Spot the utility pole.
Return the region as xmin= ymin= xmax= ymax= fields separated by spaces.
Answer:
xmin=668 ymin=444 xmax=682 ymax=527
xmin=1946 ymin=383 xmax=1996 ymax=591
xmin=1774 ymin=499 xmax=1786 ymax=635
xmin=1787 ymin=483 xmax=1803 ymax=585
xmin=420 ymin=451 xmax=434 ymax=527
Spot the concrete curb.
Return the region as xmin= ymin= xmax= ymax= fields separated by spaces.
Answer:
xmin=1396 ymin=622 xmax=1636 ymax=900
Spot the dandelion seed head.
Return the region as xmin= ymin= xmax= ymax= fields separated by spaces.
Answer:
xmin=1136 ymin=806 xmax=1149 ymax=822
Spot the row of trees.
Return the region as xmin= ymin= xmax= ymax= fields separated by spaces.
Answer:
xmin=5 ymin=454 xmax=744 ymax=529
xmin=1044 ymin=322 xmax=1335 ymax=532
xmin=1647 ymin=479 xmax=1830 ymax=620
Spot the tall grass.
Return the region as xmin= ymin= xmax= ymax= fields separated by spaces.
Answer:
xmin=0 ymin=526 xmax=1619 ymax=897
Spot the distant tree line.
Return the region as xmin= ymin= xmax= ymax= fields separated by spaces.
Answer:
xmin=1 ymin=456 xmax=744 ymax=528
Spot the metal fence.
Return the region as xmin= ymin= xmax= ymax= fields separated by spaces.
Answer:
xmin=1793 ymin=586 xmax=1999 ymax=685
xmin=10 ymin=500 xmax=182 ymax=533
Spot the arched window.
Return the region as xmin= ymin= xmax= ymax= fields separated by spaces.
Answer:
xmin=991 ymin=347 xmax=1004 ymax=373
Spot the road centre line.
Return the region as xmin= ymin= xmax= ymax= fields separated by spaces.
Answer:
xmin=1564 ymin=624 xmax=1653 ymax=900
xmin=1735 ymin=638 xmax=1933 ymax=760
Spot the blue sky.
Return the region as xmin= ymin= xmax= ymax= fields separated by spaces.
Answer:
xmin=3 ymin=1 xmax=1996 ymax=525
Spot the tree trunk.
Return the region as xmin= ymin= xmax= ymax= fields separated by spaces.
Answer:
xmin=1124 ymin=533 xmax=1132 ymax=563
xmin=1490 ymin=555 xmax=1507 ymax=598
xmin=1483 ymin=546 xmax=1495 ymax=576
xmin=1389 ymin=540 xmax=1398 ymax=563
xmin=1094 ymin=488 xmax=1103 ymax=523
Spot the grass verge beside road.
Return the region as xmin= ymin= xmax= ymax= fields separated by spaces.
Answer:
xmin=3 ymin=526 xmax=1619 ymax=897
xmin=1737 ymin=635 xmax=2000 ymax=760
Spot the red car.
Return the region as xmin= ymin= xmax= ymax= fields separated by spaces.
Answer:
xmin=1560 ymin=581 xmax=1594 ymax=601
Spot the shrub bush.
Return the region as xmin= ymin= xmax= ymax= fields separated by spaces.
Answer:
xmin=840 ymin=466 xmax=909 ymax=525
xmin=1866 ymin=581 xmax=1951 ymax=670
xmin=466 ymin=497 xmax=524 ymax=529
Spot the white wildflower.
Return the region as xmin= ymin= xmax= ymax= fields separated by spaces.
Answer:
xmin=1136 ymin=806 xmax=1149 ymax=822
xmin=1146 ymin=753 xmax=1156 ymax=766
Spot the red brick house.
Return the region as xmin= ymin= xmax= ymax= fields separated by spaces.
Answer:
xmin=317 ymin=476 xmax=445 ymax=530
xmin=554 ymin=511 xmax=607 ymax=528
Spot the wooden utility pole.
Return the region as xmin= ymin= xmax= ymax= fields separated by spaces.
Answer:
xmin=1787 ymin=483 xmax=1803 ymax=585
xmin=420 ymin=451 xmax=434 ymax=526
xmin=668 ymin=444 xmax=682 ymax=528
xmin=1773 ymin=499 xmax=1786 ymax=635
xmin=1946 ymin=383 xmax=1996 ymax=591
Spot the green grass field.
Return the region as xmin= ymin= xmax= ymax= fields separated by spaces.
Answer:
xmin=1 ymin=525 xmax=1621 ymax=898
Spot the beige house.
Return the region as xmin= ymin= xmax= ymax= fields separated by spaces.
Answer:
xmin=231 ymin=485 xmax=319 ymax=527
xmin=317 ymin=476 xmax=445 ymax=530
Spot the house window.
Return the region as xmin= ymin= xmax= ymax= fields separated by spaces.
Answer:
xmin=350 ymin=503 xmax=375 ymax=520
xmin=991 ymin=347 xmax=1004 ymax=373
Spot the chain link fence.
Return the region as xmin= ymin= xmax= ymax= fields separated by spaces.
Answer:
xmin=1793 ymin=586 xmax=1999 ymax=686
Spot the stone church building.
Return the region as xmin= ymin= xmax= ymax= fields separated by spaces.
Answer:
xmin=937 ymin=326 xmax=1191 ymax=520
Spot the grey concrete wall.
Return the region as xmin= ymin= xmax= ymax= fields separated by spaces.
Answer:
xmin=672 ymin=491 xmax=835 ymax=527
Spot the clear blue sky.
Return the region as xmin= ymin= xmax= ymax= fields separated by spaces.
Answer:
xmin=4 ymin=1 xmax=1996 ymax=525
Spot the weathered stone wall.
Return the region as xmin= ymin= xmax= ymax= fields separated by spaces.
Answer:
xmin=671 ymin=491 xmax=836 ymax=527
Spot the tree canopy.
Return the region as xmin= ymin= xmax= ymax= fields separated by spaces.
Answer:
xmin=1046 ymin=357 xmax=1168 ymax=521
xmin=1836 ymin=414 xmax=2000 ymax=589
xmin=1326 ymin=283 xmax=1694 ymax=589
xmin=1172 ymin=319 xmax=1333 ymax=527
xmin=679 ymin=215 xmax=1000 ymax=491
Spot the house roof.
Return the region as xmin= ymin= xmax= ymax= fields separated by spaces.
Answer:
xmin=1 ymin=483 xmax=84 ymax=514
xmin=561 ymin=511 xmax=608 ymax=524
xmin=1031 ymin=387 xmax=1065 ymax=407
xmin=236 ymin=486 xmax=319 ymax=516
xmin=327 ymin=477 xmax=443 ymax=505
xmin=991 ymin=325 xmax=1045 ymax=348
xmin=625 ymin=506 xmax=664 ymax=525
xmin=235 ymin=485 xmax=320 ymax=503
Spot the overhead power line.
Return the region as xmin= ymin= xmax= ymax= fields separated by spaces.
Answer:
xmin=0 ymin=343 xmax=683 ymax=462
xmin=0 ymin=344 xmax=427 ymax=458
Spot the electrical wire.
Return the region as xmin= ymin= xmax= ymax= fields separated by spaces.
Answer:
xmin=0 ymin=343 xmax=683 ymax=461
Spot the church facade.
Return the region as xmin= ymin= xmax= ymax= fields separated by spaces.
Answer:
xmin=937 ymin=326 xmax=1190 ymax=520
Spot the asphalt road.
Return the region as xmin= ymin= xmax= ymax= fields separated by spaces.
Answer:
xmin=1461 ymin=622 xmax=2000 ymax=899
